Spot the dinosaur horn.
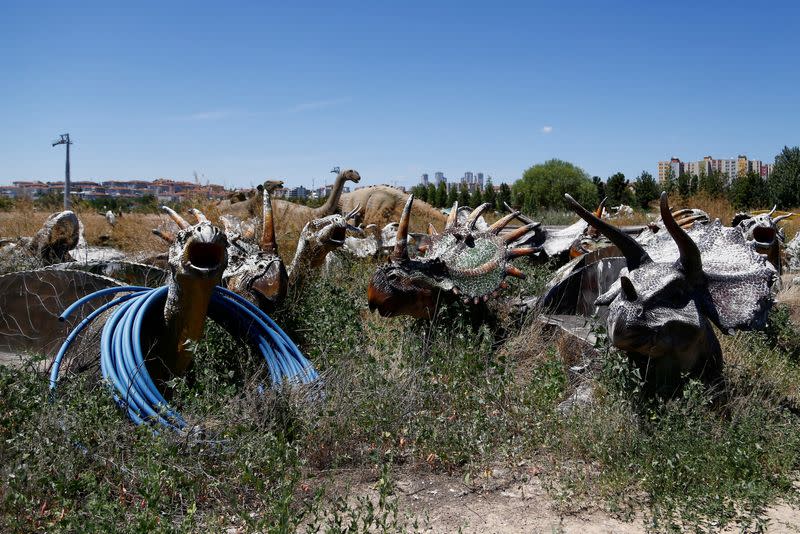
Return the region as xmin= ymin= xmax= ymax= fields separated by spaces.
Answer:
xmin=260 ymin=186 xmax=277 ymax=253
xmin=675 ymin=214 xmax=707 ymax=228
xmin=504 ymin=201 xmax=538 ymax=226
xmin=660 ymin=192 xmax=703 ymax=280
xmin=506 ymin=247 xmax=541 ymax=259
xmin=489 ymin=211 xmax=521 ymax=234
xmin=345 ymin=204 xmax=361 ymax=220
xmin=774 ymin=213 xmax=794 ymax=224
xmin=564 ymin=194 xmax=651 ymax=270
xmin=428 ymin=223 xmax=438 ymax=236
xmin=504 ymin=222 xmax=541 ymax=243
xmin=671 ymin=208 xmax=694 ymax=219
xmin=505 ymin=265 xmax=526 ymax=279
xmin=161 ymin=206 xmax=190 ymax=230
xmin=595 ymin=197 xmax=607 ymax=218
xmin=620 ymin=276 xmax=637 ymax=301
xmin=152 ymin=228 xmax=175 ymax=244
xmin=445 ymin=201 xmax=458 ymax=229
xmin=392 ymin=194 xmax=414 ymax=260
xmin=768 ymin=205 xmax=777 ymax=216
xmin=466 ymin=203 xmax=491 ymax=229
xmin=188 ymin=208 xmax=208 ymax=223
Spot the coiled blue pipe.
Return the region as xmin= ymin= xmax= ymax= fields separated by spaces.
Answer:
xmin=51 ymin=285 xmax=318 ymax=430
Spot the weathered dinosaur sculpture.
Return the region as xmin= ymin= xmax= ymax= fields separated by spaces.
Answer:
xmin=564 ymin=192 xmax=775 ymax=392
xmin=0 ymin=210 xmax=80 ymax=271
xmin=367 ymin=197 xmax=539 ymax=318
xmin=731 ymin=207 xmax=793 ymax=275
xmin=339 ymin=185 xmax=448 ymax=230
xmin=219 ymin=169 xmax=362 ymax=236
xmin=287 ymin=207 xmax=361 ymax=285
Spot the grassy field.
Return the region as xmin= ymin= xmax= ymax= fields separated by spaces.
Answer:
xmin=1 ymin=198 xmax=800 ymax=532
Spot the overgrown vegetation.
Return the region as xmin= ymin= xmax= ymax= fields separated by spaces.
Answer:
xmin=2 ymin=254 xmax=800 ymax=532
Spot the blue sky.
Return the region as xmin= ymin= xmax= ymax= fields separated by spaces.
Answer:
xmin=1 ymin=1 xmax=798 ymax=189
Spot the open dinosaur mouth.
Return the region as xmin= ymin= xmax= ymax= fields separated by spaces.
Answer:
xmin=186 ymin=241 xmax=225 ymax=272
xmin=752 ymin=226 xmax=776 ymax=246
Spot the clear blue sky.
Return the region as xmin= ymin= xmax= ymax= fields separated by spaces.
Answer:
xmin=2 ymin=1 xmax=798 ymax=189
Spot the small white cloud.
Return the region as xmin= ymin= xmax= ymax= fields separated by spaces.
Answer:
xmin=541 ymin=126 xmax=553 ymax=134
xmin=285 ymin=97 xmax=350 ymax=114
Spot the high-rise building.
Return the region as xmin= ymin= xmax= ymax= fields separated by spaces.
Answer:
xmin=421 ymin=173 xmax=429 ymax=186
xmin=476 ymin=172 xmax=484 ymax=189
xmin=434 ymin=172 xmax=445 ymax=185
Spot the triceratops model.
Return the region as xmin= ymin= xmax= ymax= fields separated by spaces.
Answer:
xmin=0 ymin=210 xmax=80 ymax=271
xmin=367 ymin=196 xmax=539 ymax=318
xmin=564 ymin=192 xmax=775 ymax=392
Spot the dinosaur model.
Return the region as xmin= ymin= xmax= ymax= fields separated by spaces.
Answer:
xmin=564 ymin=192 xmax=775 ymax=393
xmin=0 ymin=210 xmax=80 ymax=271
xmin=339 ymin=185 xmax=448 ymax=230
xmin=731 ymin=207 xmax=793 ymax=275
xmin=219 ymin=169 xmax=362 ymax=236
xmin=367 ymin=197 xmax=539 ymax=318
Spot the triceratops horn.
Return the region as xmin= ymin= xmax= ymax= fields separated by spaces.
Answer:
xmin=489 ymin=211 xmax=520 ymax=234
xmin=774 ymin=213 xmax=794 ymax=224
xmin=564 ymin=194 xmax=651 ymax=270
xmin=620 ymin=276 xmax=637 ymax=302
xmin=260 ymin=186 xmax=277 ymax=253
xmin=392 ymin=195 xmax=414 ymax=260
xmin=445 ymin=201 xmax=458 ymax=229
xmin=595 ymin=197 xmax=608 ymax=218
xmin=660 ymin=192 xmax=703 ymax=280
xmin=466 ymin=203 xmax=491 ymax=230
xmin=161 ymin=206 xmax=190 ymax=230
xmin=346 ymin=204 xmax=361 ymax=220
xmin=768 ymin=205 xmax=777 ymax=216
xmin=188 ymin=208 xmax=209 ymax=223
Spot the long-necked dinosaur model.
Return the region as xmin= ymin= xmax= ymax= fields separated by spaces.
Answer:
xmin=565 ymin=192 xmax=775 ymax=392
xmin=339 ymin=185 xmax=448 ymax=230
xmin=367 ymin=197 xmax=539 ymax=318
xmin=219 ymin=169 xmax=362 ymax=235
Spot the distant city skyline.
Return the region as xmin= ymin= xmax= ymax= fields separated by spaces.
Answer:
xmin=2 ymin=3 xmax=799 ymax=189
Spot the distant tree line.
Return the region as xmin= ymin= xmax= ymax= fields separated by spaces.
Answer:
xmin=410 ymin=179 xmax=513 ymax=211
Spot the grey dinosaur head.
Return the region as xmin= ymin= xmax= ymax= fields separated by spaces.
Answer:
xmin=293 ymin=207 xmax=362 ymax=269
xmin=162 ymin=207 xmax=228 ymax=282
xmin=732 ymin=207 xmax=792 ymax=250
xmin=566 ymin=192 xmax=775 ymax=372
xmin=32 ymin=210 xmax=80 ymax=263
xmin=338 ymin=168 xmax=361 ymax=184
xmin=367 ymin=197 xmax=539 ymax=318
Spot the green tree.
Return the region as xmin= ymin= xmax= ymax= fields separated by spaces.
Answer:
xmin=483 ymin=180 xmax=497 ymax=210
xmin=436 ymin=181 xmax=448 ymax=208
xmin=633 ymin=171 xmax=659 ymax=209
xmin=697 ymin=169 xmax=727 ymax=198
xmin=606 ymin=172 xmax=631 ymax=206
xmin=446 ymin=184 xmax=458 ymax=207
xmin=592 ymin=176 xmax=605 ymax=201
xmin=469 ymin=186 xmax=483 ymax=207
xmin=427 ymin=184 xmax=437 ymax=207
xmin=767 ymin=146 xmax=800 ymax=208
xmin=498 ymin=183 xmax=512 ymax=208
xmin=512 ymin=159 xmax=598 ymax=213
xmin=729 ymin=171 xmax=768 ymax=210
xmin=457 ymin=183 xmax=470 ymax=206
xmin=411 ymin=184 xmax=427 ymax=202
xmin=677 ymin=172 xmax=692 ymax=198
xmin=663 ymin=166 xmax=676 ymax=194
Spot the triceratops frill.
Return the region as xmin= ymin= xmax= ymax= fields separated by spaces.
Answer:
xmin=368 ymin=195 xmax=539 ymax=318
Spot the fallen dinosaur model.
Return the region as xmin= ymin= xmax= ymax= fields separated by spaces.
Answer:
xmin=562 ymin=192 xmax=775 ymax=393
xmin=367 ymin=197 xmax=539 ymax=318
xmin=0 ymin=210 xmax=80 ymax=271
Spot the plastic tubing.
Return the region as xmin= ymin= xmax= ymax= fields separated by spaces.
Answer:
xmin=51 ymin=285 xmax=317 ymax=430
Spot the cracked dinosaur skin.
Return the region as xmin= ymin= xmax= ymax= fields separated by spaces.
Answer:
xmin=566 ymin=192 xmax=775 ymax=391
xmin=368 ymin=196 xmax=538 ymax=318
xmin=0 ymin=210 xmax=80 ymax=271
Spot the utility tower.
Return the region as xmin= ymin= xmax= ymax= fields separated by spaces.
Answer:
xmin=52 ymin=133 xmax=73 ymax=210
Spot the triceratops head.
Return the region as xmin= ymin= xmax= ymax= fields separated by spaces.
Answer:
xmin=566 ymin=192 xmax=775 ymax=381
xmin=367 ymin=196 xmax=539 ymax=318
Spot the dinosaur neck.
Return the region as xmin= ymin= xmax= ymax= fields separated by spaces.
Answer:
xmin=315 ymin=174 xmax=347 ymax=217
xmin=161 ymin=273 xmax=218 ymax=377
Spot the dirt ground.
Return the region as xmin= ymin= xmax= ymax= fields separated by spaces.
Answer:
xmin=330 ymin=467 xmax=800 ymax=533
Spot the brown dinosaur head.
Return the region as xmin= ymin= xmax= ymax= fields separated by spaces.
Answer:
xmin=566 ymin=192 xmax=775 ymax=382
xmin=218 ymin=184 xmax=288 ymax=311
xmin=289 ymin=206 xmax=362 ymax=279
xmin=367 ymin=196 xmax=539 ymax=318
xmin=31 ymin=210 xmax=80 ymax=264
xmin=338 ymin=168 xmax=361 ymax=184
xmin=162 ymin=207 xmax=228 ymax=281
